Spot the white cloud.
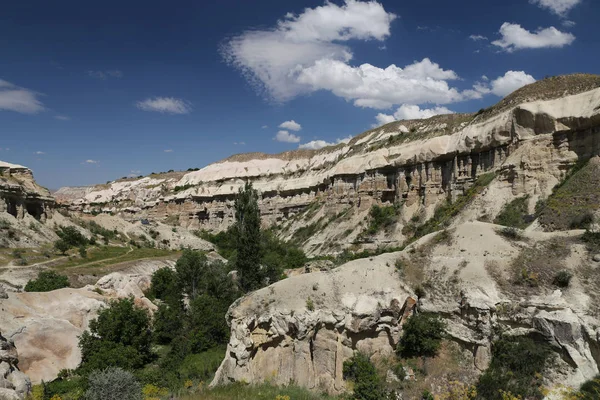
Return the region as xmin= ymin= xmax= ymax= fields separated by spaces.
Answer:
xmin=233 ymin=141 xmax=246 ymax=145
xmin=530 ymin=0 xmax=582 ymax=16
xmin=469 ymin=34 xmax=488 ymax=41
xmin=34 ymin=151 xmax=45 ymax=155
xmin=0 ymin=79 xmax=45 ymax=114
xmin=261 ymin=125 xmax=269 ymax=129
xmin=128 ymin=170 xmax=142 ymax=178
xmin=373 ymin=105 xmax=453 ymax=127
xmin=492 ymin=23 xmax=575 ymax=52
xmin=54 ymin=115 xmax=70 ymax=120
xmin=489 ymin=70 xmax=536 ymax=97
xmin=562 ymin=20 xmax=576 ymax=28
xmin=279 ymin=120 xmax=302 ymax=131
xmin=297 ymin=58 xmax=462 ymax=109
xmin=298 ymin=136 xmax=352 ymax=150
xmin=84 ymin=159 xmax=98 ymax=164
xmin=136 ymin=97 xmax=192 ymax=114
xmin=88 ymin=70 xmax=123 ymax=79
xmin=164 ymin=149 xmax=174 ymax=153
xmin=221 ymin=0 xmax=397 ymax=103
xmin=274 ymin=130 xmax=301 ymax=143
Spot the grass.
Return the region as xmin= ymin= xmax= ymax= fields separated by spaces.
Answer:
xmin=494 ymin=196 xmax=531 ymax=229
xmin=538 ymin=158 xmax=600 ymax=231
xmin=179 ymin=383 xmax=339 ymax=400
xmin=53 ymin=246 xmax=175 ymax=271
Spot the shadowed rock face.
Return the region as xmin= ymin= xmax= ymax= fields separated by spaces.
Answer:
xmin=0 ymin=163 xmax=54 ymax=222
xmin=55 ymin=83 xmax=600 ymax=255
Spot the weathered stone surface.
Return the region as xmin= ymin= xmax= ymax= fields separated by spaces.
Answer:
xmin=593 ymin=254 xmax=600 ymax=262
xmin=0 ymin=332 xmax=29 ymax=400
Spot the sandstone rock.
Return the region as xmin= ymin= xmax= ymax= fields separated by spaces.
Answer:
xmin=474 ymin=345 xmax=491 ymax=371
xmin=0 ymin=286 xmax=7 ymax=300
xmin=0 ymin=387 xmax=21 ymax=400
xmin=0 ymin=333 xmax=29 ymax=400
xmin=7 ymin=371 xmax=30 ymax=398
xmin=593 ymin=254 xmax=600 ymax=262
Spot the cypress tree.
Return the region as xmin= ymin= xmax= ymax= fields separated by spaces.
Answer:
xmin=234 ymin=181 xmax=263 ymax=292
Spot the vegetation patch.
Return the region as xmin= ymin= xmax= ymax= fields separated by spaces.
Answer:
xmin=364 ymin=204 xmax=400 ymax=236
xmin=476 ymin=336 xmax=552 ymax=400
xmin=397 ymin=313 xmax=446 ymax=359
xmin=494 ymin=196 xmax=532 ymax=229
xmin=343 ymin=352 xmax=386 ymax=400
xmin=409 ymin=172 xmax=496 ymax=241
xmin=25 ymin=271 xmax=70 ymax=292
xmin=538 ymin=158 xmax=600 ymax=231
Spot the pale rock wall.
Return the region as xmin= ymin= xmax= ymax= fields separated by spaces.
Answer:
xmin=0 ymin=163 xmax=54 ymax=223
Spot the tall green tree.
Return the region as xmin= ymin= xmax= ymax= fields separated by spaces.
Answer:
xmin=175 ymin=250 xmax=208 ymax=300
xmin=233 ymin=181 xmax=263 ymax=292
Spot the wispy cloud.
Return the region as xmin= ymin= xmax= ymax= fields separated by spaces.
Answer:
xmin=233 ymin=141 xmax=246 ymax=145
xmin=128 ymin=169 xmax=142 ymax=178
xmin=164 ymin=149 xmax=174 ymax=153
xmin=136 ymin=97 xmax=192 ymax=114
xmin=88 ymin=70 xmax=124 ymax=79
xmin=261 ymin=125 xmax=269 ymax=129
xmin=54 ymin=115 xmax=70 ymax=121
xmin=0 ymin=79 xmax=45 ymax=114
xmin=34 ymin=151 xmax=45 ymax=155
xmin=530 ymin=0 xmax=582 ymax=17
xmin=298 ymin=136 xmax=352 ymax=150
xmin=83 ymin=159 xmax=99 ymax=164
xmin=469 ymin=34 xmax=488 ymax=41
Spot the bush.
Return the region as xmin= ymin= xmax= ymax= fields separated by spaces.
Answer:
xmin=498 ymin=226 xmax=521 ymax=240
xmin=78 ymin=298 xmax=152 ymax=373
xmin=177 ymin=346 xmax=226 ymax=381
xmin=149 ymin=267 xmax=179 ymax=302
xmin=56 ymin=226 xmax=88 ymax=248
xmin=494 ymin=196 xmax=531 ymax=229
xmin=152 ymin=302 xmax=184 ymax=345
xmin=188 ymin=294 xmax=231 ymax=353
xmin=79 ymin=245 xmax=87 ymax=258
xmin=553 ymin=270 xmax=572 ymax=288
xmin=397 ymin=313 xmax=445 ymax=358
xmin=86 ymin=367 xmax=142 ymax=400
xmin=342 ymin=352 xmax=385 ymax=400
xmin=366 ymin=204 xmax=400 ymax=235
xmin=576 ymin=375 xmax=600 ymax=399
xmin=25 ymin=271 xmax=70 ymax=292
xmin=476 ymin=336 xmax=551 ymax=400
xmin=54 ymin=239 xmax=71 ymax=255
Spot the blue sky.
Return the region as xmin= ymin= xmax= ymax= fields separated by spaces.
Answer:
xmin=1 ymin=0 xmax=598 ymax=189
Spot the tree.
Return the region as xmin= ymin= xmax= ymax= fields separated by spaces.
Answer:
xmin=343 ymin=352 xmax=385 ymax=400
xmin=152 ymin=303 xmax=184 ymax=345
xmin=188 ymin=294 xmax=230 ymax=352
xmin=56 ymin=226 xmax=88 ymax=248
xmin=149 ymin=267 xmax=180 ymax=303
xmin=25 ymin=271 xmax=70 ymax=292
xmin=233 ymin=181 xmax=263 ymax=292
xmin=175 ymin=250 xmax=208 ymax=301
xmin=54 ymin=239 xmax=70 ymax=255
xmin=79 ymin=298 xmax=152 ymax=373
xmin=397 ymin=313 xmax=446 ymax=358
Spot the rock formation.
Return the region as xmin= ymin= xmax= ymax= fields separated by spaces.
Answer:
xmin=213 ymin=222 xmax=600 ymax=396
xmin=55 ymin=75 xmax=600 ymax=255
xmin=0 ymin=331 xmax=31 ymax=400
xmin=0 ymin=161 xmax=54 ymax=222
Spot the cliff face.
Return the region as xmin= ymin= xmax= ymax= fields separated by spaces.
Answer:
xmin=56 ymin=76 xmax=600 ymax=255
xmin=0 ymin=161 xmax=54 ymax=222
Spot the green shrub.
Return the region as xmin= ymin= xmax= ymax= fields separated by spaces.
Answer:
xmin=498 ymin=226 xmax=522 ymax=240
xmin=78 ymin=298 xmax=152 ymax=374
xmin=56 ymin=226 xmax=88 ymax=248
xmin=11 ymin=249 xmax=24 ymax=258
xmin=576 ymin=375 xmax=600 ymax=399
xmin=342 ymin=352 xmax=385 ymax=400
xmin=553 ymin=270 xmax=572 ymax=288
xmin=306 ymin=297 xmax=315 ymax=311
xmin=79 ymin=245 xmax=87 ymax=258
xmin=494 ymin=196 xmax=531 ymax=229
xmin=366 ymin=204 xmax=400 ymax=235
xmin=86 ymin=367 xmax=142 ymax=400
xmin=152 ymin=302 xmax=184 ymax=345
xmin=397 ymin=313 xmax=445 ymax=358
xmin=149 ymin=267 xmax=179 ymax=302
xmin=476 ymin=336 xmax=551 ymax=400
xmin=54 ymin=239 xmax=70 ymax=255
xmin=25 ymin=271 xmax=70 ymax=292
xmin=177 ymin=346 xmax=226 ymax=381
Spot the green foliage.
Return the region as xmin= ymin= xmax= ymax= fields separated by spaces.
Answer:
xmin=152 ymin=302 xmax=184 ymax=345
xmin=78 ymin=298 xmax=152 ymax=374
xmin=412 ymin=172 xmax=496 ymax=240
xmin=553 ymin=270 xmax=573 ymax=288
xmin=306 ymin=297 xmax=315 ymax=311
xmin=176 ymin=346 xmax=226 ymax=381
xmin=56 ymin=226 xmax=89 ymax=248
xmin=422 ymin=390 xmax=435 ymax=400
xmin=86 ymin=221 xmax=116 ymax=241
xmin=187 ymin=294 xmax=231 ymax=353
xmin=25 ymin=271 xmax=70 ymax=292
xmin=78 ymin=245 xmax=87 ymax=258
xmin=576 ymin=375 xmax=600 ymax=399
xmin=149 ymin=267 xmax=179 ymax=303
xmin=476 ymin=336 xmax=551 ymax=400
xmin=497 ymin=226 xmax=522 ymax=240
xmin=179 ymin=382 xmax=338 ymax=399
xmin=86 ymin=367 xmax=142 ymax=400
xmin=366 ymin=204 xmax=400 ymax=235
xmin=397 ymin=313 xmax=445 ymax=358
xmin=54 ymin=239 xmax=70 ymax=255
xmin=41 ymin=375 xmax=86 ymax=400
xmin=494 ymin=196 xmax=531 ymax=229
xmin=582 ymin=227 xmax=600 ymax=251
xmin=234 ymin=182 xmax=264 ymax=292
xmin=342 ymin=352 xmax=385 ymax=400
xmin=173 ymin=184 xmax=195 ymax=193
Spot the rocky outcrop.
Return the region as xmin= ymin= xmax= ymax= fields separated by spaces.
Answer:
xmin=0 ymin=332 xmax=31 ymax=400
xmin=213 ymin=222 xmax=600 ymax=396
xmin=55 ymin=76 xmax=600 ymax=255
xmin=0 ymin=161 xmax=54 ymax=222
